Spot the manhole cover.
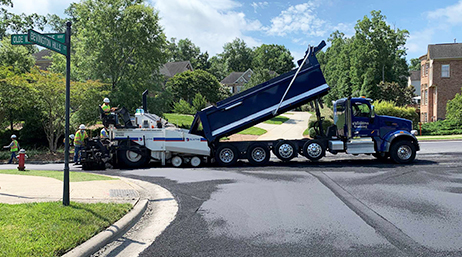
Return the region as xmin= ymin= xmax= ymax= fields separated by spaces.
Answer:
xmin=109 ymin=189 xmax=138 ymax=198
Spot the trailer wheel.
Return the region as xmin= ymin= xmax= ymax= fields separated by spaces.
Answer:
xmin=303 ymin=140 xmax=325 ymax=161
xmin=215 ymin=144 xmax=238 ymax=166
xmin=171 ymin=156 xmax=183 ymax=167
xmin=389 ymin=140 xmax=416 ymax=164
xmin=274 ymin=140 xmax=297 ymax=162
xmin=190 ymin=156 xmax=201 ymax=167
xmin=118 ymin=145 xmax=149 ymax=168
xmin=247 ymin=143 xmax=270 ymax=166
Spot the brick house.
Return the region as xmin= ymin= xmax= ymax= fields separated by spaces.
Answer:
xmin=419 ymin=43 xmax=462 ymax=123
xmin=220 ymin=69 xmax=253 ymax=94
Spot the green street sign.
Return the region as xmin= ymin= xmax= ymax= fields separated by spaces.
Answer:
xmin=27 ymin=30 xmax=67 ymax=55
xmin=11 ymin=33 xmax=65 ymax=45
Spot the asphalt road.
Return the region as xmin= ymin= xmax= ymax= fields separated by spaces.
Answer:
xmin=18 ymin=141 xmax=462 ymax=256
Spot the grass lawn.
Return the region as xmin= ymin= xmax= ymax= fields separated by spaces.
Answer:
xmin=0 ymin=201 xmax=132 ymax=257
xmin=237 ymin=127 xmax=267 ymax=136
xmin=416 ymin=134 xmax=462 ymax=141
xmin=0 ymin=170 xmax=117 ymax=182
xmin=264 ymin=115 xmax=289 ymax=125
xmin=303 ymin=128 xmax=310 ymax=137
xmin=163 ymin=113 xmax=194 ymax=129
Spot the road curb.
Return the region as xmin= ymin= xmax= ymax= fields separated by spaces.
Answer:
xmin=62 ymin=198 xmax=148 ymax=257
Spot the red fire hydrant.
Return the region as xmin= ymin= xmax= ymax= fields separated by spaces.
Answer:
xmin=17 ymin=149 xmax=26 ymax=171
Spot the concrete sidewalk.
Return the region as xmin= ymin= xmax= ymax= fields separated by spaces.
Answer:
xmin=256 ymin=111 xmax=311 ymax=140
xmin=0 ymin=173 xmax=139 ymax=205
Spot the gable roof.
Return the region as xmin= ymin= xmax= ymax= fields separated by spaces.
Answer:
xmin=160 ymin=61 xmax=193 ymax=78
xmin=428 ymin=43 xmax=462 ymax=59
xmin=32 ymin=49 xmax=52 ymax=70
xmin=410 ymin=70 xmax=420 ymax=81
xmin=220 ymin=69 xmax=253 ymax=85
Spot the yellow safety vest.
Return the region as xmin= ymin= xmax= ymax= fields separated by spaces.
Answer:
xmin=100 ymin=128 xmax=108 ymax=138
xmin=102 ymin=103 xmax=111 ymax=112
xmin=74 ymin=130 xmax=88 ymax=146
xmin=10 ymin=140 xmax=18 ymax=152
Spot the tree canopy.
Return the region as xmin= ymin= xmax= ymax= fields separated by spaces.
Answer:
xmin=252 ymin=44 xmax=294 ymax=75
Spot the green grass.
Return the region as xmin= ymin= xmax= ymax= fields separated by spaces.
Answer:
xmin=163 ymin=113 xmax=195 ymax=129
xmin=0 ymin=201 xmax=132 ymax=257
xmin=264 ymin=115 xmax=289 ymax=125
xmin=416 ymin=134 xmax=462 ymax=141
xmin=0 ymin=170 xmax=117 ymax=182
xmin=237 ymin=127 xmax=267 ymax=136
xmin=303 ymin=128 xmax=310 ymax=136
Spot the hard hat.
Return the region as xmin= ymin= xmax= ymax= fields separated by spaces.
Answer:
xmin=79 ymin=124 xmax=86 ymax=130
xmin=11 ymin=134 xmax=16 ymax=139
xmin=103 ymin=98 xmax=110 ymax=103
xmin=69 ymin=134 xmax=75 ymax=139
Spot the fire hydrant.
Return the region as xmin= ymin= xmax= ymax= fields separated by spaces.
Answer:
xmin=17 ymin=149 xmax=26 ymax=171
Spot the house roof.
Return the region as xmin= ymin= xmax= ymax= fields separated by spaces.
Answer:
xmin=32 ymin=49 xmax=52 ymax=61
xmin=410 ymin=70 xmax=420 ymax=81
xmin=221 ymin=72 xmax=245 ymax=84
xmin=221 ymin=69 xmax=253 ymax=85
xmin=428 ymin=43 xmax=462 ymax=59
xmin=160 ymin=61 xmax=193 ymax=78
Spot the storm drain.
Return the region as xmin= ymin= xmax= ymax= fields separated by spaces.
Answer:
xmin=109 ymin=189 xmax=138 ymax=198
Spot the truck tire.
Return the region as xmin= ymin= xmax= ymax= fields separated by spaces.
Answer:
xmin=389 ymin=140 xmax=416 ymax=164
xmin=247 ymin=143 xmax=270 ymax=166
xmin=274 ymin=140 xmax=297 ymax=162
xmin=171 ymin=156 xmax=183 ymax=167
xmin=215 ymin=144 xmax=239 ymax=166
xmin=190 ymin=156 xmax=202 ymax=167
xmin=118 ymin=145 xmax=149 ymax=168
xmin=303 ymin=139 xmax=325 ymax=161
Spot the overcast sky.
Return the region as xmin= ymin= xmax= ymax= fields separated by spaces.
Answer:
xmin=7 ymin=0 xmax=462 ymax=61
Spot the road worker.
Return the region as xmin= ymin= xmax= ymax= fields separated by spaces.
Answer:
xmin=3 ymin=135 xmax=19 ymax=164
xmin=73 ymin=124 xmax=88 ymax=165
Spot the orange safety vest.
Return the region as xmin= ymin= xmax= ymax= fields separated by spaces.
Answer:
xmin=10 ymin=140 xmax=18 ymax=152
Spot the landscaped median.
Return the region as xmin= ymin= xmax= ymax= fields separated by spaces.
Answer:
xmin=0 ymin=170 xmax=132 ymax=257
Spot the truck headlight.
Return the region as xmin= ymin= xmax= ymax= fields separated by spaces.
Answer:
xmin=411 ymin=130 xmax=418 ymax=136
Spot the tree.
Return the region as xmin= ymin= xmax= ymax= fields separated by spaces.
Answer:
xmin=320 ymin=11 xmax=410 ymax=104
xmin=0 ymin=1 xmax=47 ymax=39
xmin=67 ymin=0 xmax=168 ymax=111
xmin=446 ymin=90 xmax=462 ymax=123
xmin=0 ymin=37 xmax=35 ymax=73
xmin=252 ymin=44 xmax=294 ymax=75
xmin=377 ymin=81 xmax=414 ymax=106
xmin=207 ymin=56 xmax=228 ymax=81
xmin=166 ymin=70 xmax=228 ymax=104
xmin=409 ymin=58 xmax=421 ymax=71
xmin=166 ymin=38 xmax=210 ymax=71
xmin=243 ymin=68 xmax=278 ymax=91
xmin=219 ymin=38 xmax=253 ymax=72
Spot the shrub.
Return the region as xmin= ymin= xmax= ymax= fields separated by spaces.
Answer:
xmin=192 ymin=93 xmax=207 ymax=112
xmin=446 ymin=90 xmax=462 ymax=123
xmin=173 ymin=99 xmax=195 ymax=115
xmin=373 ymin=100 xmax=419 ymax=128
xmin=421 ymin=119 xmax=462 ymax=135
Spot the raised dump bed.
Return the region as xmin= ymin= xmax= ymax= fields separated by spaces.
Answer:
xmin=190 ymin=41 xmax=330 ymax=143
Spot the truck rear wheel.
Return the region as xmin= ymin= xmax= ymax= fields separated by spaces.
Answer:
xmin=215 ymin=144 xmax=238 ymax=166
xmin=247 ymin=143 xmax=270 ymax=166
xmin=274 ymin=140 xmax=297 ymax=162
xmin=303 ymin=140 xmax=325 ymax=161
xmin=390 ymin=140 xmax=416 ymax=164
xmin=171 ymin=156 xmax=183 ymax=167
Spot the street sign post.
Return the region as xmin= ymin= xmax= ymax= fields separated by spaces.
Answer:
xmin=27 ymin=30 xmax=67 ymax=55
xmin=13 ymin=27 xmax=72 ymax=206
xmin=11 ymin=33 xmax=65 ymax=45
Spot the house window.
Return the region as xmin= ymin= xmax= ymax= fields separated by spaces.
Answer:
xmin=425 ymin=63 xmax=429 ymax=76
xmin=425 ymin=90 xmax=428 ymax=105
xmin=423 ymin=113 xmax=427 ymax=123
xmin=442 ymin=64 xmax=450 ymax=77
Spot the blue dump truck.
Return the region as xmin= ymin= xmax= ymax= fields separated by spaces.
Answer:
xmin=81 ymin=41 xmax=419 ymax=169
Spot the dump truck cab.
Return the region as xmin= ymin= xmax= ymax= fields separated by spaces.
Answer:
xmin=324 ymin=97 xmax=419 ymax=163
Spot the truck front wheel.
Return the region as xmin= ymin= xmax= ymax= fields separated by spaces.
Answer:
xmin=389 ymin=140 xmax=416 ymax=164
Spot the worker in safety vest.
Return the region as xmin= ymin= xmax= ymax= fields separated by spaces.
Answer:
xmin=101 ymin=98 xmax=111 ymax=113
xmin=100 ymin=126 xmax=108 ymax=139
xmin=3 ymin=135 xmax=19 ymax=164
xmin=73 ymin=124 xmax=88 ymax=165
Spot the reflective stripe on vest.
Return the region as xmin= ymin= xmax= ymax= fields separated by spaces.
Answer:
xmin=11 ymin=140 xmax=18 ymax=152
xmin=102 ymin=103 xmax=111 ymax=112
xmin=100 ymin=128 xmax=108 ymax=138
